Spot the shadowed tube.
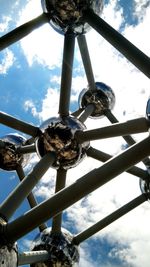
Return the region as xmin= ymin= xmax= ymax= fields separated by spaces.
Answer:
xmin=73 ymin=194 xmax=148 ymax=244
xmin=83 ymin=9 xmax=150 ymax=78
xmin=0 ymin=152 xmax=55 ymax=221
xmin=0 ymin=111 xmax=39 ymax=137
xmin=59 ymin=32 xmax=75 ymax=116
xmin=18 ymin=251 xmax=50 ymax=266
xmin=3 ymin=136 xmax=150 ymax=242
xmin=77 ymin=34 xmax=96 ymax=90
xmin=76 ymin=117 xmax=150 ymax=143
xmin=0 ymin=13 xmax=50 ymax=51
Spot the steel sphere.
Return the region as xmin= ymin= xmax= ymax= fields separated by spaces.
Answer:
xmin=79 ymin=82 xmax=115 ymax=118
xmin=0 ymin=133 xmax=30 ymax=171
xmin=0 ymin=243 xmax=17 ymax=267
xmin=36 ymin=116 xmax=89 ymax=169
xmin=140 ymin=175 xmax=150 ymax=198
xmin=30 ymin=228 xmax=79 ymax=267
xmin=41 ymin=0 xmax=103 ymax=34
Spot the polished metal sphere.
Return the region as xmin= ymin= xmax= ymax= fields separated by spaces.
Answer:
xmin=0 ymin=133 xmax=29 ymax=171
xmin=140 ymin=175 xmax=150 ymax=197
xmin=0 ymin=243 xmax=17 ymax=267
xmin=30 ymin=228 xmax=79 ymax=267
xmin=79 ymin=82 xmax=115 ymax=118
xmin=36 ymin=116 xmax=89 ymax=169
xmin=41 ymin=0 xmax=103 ymax=34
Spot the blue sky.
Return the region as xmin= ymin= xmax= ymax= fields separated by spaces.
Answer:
xmin=0 ymin=0 xmax=150 ymax=266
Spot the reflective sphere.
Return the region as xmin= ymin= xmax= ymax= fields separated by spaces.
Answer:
xmin=79 ymin=82 xmax=115 ymax=118
xmin=0 ymin=243 xmax=17 ymax=267
xmin=41 ymin=0 xmax=103 ymax=34
xmin=0 ymin=133 xmax=29 ymax=171
xmin=146 ymin=98 xmax=150 ymax=120
xmin=36 ymin=116 xmax=89 ymax=169
xmin=30 ymin=228 xmax=79 ymax=267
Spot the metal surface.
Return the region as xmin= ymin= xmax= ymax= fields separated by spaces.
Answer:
xmin=58 ymin=32 xmax=75 ymax=116
xmin=77 ymin=34 xmax=95 ymax=90
xmin=36 ymin=116 xmax=89 ymax=169
xmin=79 ymin=82 xmax=115 ymax=118
xmin=0 ymin=2 xmax=150 ymax=266
xmin=73 ymin=194 xmax=148 ymax=244
xmin=0 ymin=152 xmax=55 ymax=221
xmin=51 ymin=169 xmax=67 ymax=233
xmin=87 ymin=146 xmax=149 ymax=180
xmin=3 ymin=136 xmax=150 ymax=242
xmin=18 ymin=251 xmax=50 ymax=266
xmin=0 ymin=111 xmax=39 ymax=137
xmin=30 ymin=228 xmax=79 ymax=267
xmin=0 ymin=13 xmax=49 ymax=51
xmin=76 ymin=117 xmax=150 ymax=143
xmin=41 ymin=0 xmax=103 ymax=34
xmin=83 ymin=8 xmax=150 ymax=78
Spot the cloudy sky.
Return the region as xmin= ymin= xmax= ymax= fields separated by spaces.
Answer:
xmin=0 ymin=0 xmax=150 ymax=266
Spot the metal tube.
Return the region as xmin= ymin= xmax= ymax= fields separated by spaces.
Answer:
xmin=18 ymin=251 xmax=50 ymax=266
xmin=16 ymin=144 xmax=36 ymax=154
xmin=78 ymin=104 xmax=95 ymax=123
xmin=73 ymin=194 xmax=148 ymax=244
xmin=51 ymin=169 xmax=67 ymax=233
xmin=76 ymin=117 xmax=150 ymax=143
xmin=77 ymin=34 xmax=96 ymax=90
xmin=3 ymin=136 xmax=150 ymax=242
xmin=83 ymin=9 xmax=150 ymax=78
xmin=0 ymin=152 xmax=55 ymax=221
xmin=71 ymin=108 xmax=84 ymax=117
xmin=0 ymin=13 xmax=49 ymax=51
xmin=87 ymin=147 xmax=149 ymax=180
xmin=0 ymin=111 xmax=39 ymax=137
xmin=105 ymin=110 xmax=150 ymax=165
xmin=58 ymin=32 xmax=75 ymax=116
xmin=16 ymin=165 xmax=47 ymax=232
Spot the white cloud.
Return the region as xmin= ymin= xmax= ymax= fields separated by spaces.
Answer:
xmin=0 ymin=16 xmax=11 ymax=33
xmin=0 ymin=49 xmax=15 ymax=74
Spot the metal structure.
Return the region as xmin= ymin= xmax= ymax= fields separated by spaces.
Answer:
xmin=0 ymin=0 xmax=150 ymax=266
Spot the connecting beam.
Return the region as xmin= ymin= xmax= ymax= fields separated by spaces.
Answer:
xmin=0 ymin=13 xmax=50 ymax=51
xmin=0 ymin=152 xmax=55 ymax=221
xmin=73 ymin=193 xmax=148 ymax=244
xmin=0 ymin=111 xmax=39 ymax=137
xmin=77 ymin=34 xmax=96 ymax=90
xmin=76 ymin=117 xmax=150 ymax=143
xmin=51 ymin=169 xmax=67 ymax=233
xmin=78 ymin=104 xmax=95 ymax=123
xmin=87 ymin=147 xmax=149 ymax=180
xmin=16 ymin=144 xmax=36 ymax=154
xmin=18 ymin=251 xmax=50 ymax=266
xmin=16 ymin=165 xmax=47 ymax=232
xmin=58 ymin=32 xmax=75 ymax=116
xmin=83 ymin=9 xmax=150 ymax=78
xmin=2 ymin=135 xmax=150 ymax=242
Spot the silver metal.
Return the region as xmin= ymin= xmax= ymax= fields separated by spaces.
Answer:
xmin=36 ymin=116 xmax=89 ymax=169
xmin=79 ymin=82 xmax=115 ymax=118
xmin=73 ymin=194 xmax=148 ymax=244
xmin=18 ymin=251 xmax=50 ymax=266
xmin=30 ymin=228 xmax=79 ymax=267
xmin=0 ymin=134 xmax=30 ymax=171
xmin=41 ymin=0 xmax=103 ymax=34
xmin=0 ymin=243 xmax=17 ymax=267
xmin=0 ymin=152 xmax=55 ymax=221
xmin=4 ymin=136 xmax=150 ymax=242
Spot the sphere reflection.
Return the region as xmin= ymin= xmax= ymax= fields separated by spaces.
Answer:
xmin=0 ymin=133 xmax=29 ymax=171
xmin=36 ymin=116 xmax=89 ymax=169
xmin=41 ymin=0 xmax=103 ymax=34
xmin=79 ymin=82 xmax=115 ymax=118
